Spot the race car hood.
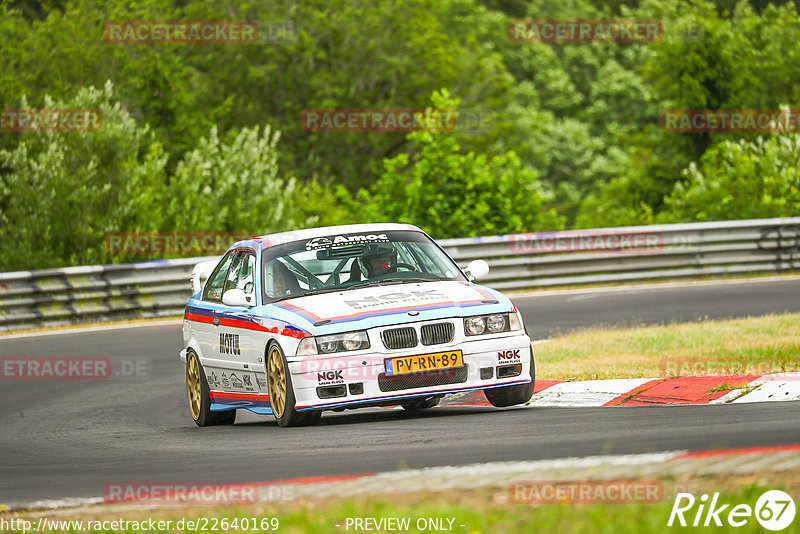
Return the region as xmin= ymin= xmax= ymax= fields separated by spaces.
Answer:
xmin=269 ymin=280 xmax=513 ymax=334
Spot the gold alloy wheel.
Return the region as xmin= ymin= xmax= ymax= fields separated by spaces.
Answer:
xmin=186 ymin=353 xmax=202 ymax=420
xmin=267 ymin=346 xmax=287 ymax=418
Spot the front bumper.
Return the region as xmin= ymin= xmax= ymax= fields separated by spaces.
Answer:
xmin=289 ymin=332 xmax=532 ymax=411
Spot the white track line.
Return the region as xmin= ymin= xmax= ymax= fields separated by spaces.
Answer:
xmin=0 ymin=320 xmax=182 ymax=341
xmin=509 ymin=274 xmax=800 ymax=299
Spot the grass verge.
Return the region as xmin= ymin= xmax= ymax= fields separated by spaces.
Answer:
xmin=7 ymin=472 xmax=800 ymax=534
xmin=534 ymin=313 xmax=800 ymax=380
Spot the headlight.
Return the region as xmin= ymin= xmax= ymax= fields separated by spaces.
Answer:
xmin=464 ymin=313 xmax=511 ymax=336
xmin=341 ymin=331 xmax=366 ymax=351
xmin=295 ymin=331 xmax=370 ymax=356
xmin=318 ymin=338 xmax=338 ymax=353
xmin=486 ymin=314 xmax=506 ymax=332
xmin=464 ymin=316 xmax=486 ymax=336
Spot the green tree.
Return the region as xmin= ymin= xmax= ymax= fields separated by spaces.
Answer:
xmin=659 ymin=135 xmax=800 ymax=222
xmin=0 ymin=82 xmax=168 ymax=270
xmin=0 ymin=0 xmax=200 ymax=157
xmin=166 ymin=124 xmax=309 ymax=235
xmin=363 ymin=91 xmax=563 ymax=238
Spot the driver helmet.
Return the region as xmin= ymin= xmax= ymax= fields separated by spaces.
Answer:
xmin=359 ymin=245 xmax=397 ymax=279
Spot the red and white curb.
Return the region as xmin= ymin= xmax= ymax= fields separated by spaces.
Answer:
xmin=444 ymin=373 xmax=800 ymax=408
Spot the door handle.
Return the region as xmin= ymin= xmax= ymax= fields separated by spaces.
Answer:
xmin=213 ymin=317 xmax=219 ymax=326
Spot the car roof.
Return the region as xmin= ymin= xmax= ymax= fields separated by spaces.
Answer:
xmin=230 ymin=223 xmax=424 ymax=251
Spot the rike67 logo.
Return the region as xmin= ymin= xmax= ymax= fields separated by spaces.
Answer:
xmin=668 ymin=490 xmax=796 ymax=531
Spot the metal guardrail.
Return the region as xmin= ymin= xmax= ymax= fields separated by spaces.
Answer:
xmin=444 ymin=217 xmax=800 ymax=290
xmin=1 ymin=218 xmax=799 ymax=332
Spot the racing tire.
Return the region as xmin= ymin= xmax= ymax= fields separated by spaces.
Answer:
xmin=266 ymin=341 xmax=321 ymax=427
xmin=483 ymin=352 xmax=536 ymax=408
xmin=186 ymin=349 xmax=237 ymax=427
xmin=400 ymin=395 xmax=441 ymax=411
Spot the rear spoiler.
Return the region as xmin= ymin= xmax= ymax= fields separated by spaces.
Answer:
xmin=190 ymin=260 xmax=218 ymax=294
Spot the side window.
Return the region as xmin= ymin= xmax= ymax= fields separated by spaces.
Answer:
xmin=264 ymin=258 xmax=301 ymax=299
xmin=203 ymin=252 xmax=235 ymax=302
xmin=224 ymin=252 xmax=256 ymax=298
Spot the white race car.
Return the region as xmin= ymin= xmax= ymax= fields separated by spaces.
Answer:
xmin=180 ymin=223 xmax=534 ymax=427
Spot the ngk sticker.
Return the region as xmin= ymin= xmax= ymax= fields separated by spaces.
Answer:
xmin=498 ymin=349 xmax=521 ymax=363
xmin=317 ymin=369 xmax=345 ymax=385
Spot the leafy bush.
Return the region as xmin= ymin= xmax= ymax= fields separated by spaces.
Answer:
xmin=660 ymin=135 xmax=800 ymax=222
xmin=0 ymin=82 xmax=168 ymax=270
xmin=166 ymin=125 xmax=308 ymax=235
xmin=363 ymin=91 xmax=564 ymax=239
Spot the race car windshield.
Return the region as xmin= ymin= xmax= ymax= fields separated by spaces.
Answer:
xmin=262 ymin=230 xmax=467 ymax=302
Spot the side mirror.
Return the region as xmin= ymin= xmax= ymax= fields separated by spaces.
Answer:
xmin=464 ymin=259 xmax=490 ymax=282
xmin=222 ymin=288 xmax=253 ymax=307
xmin=191 ymin=259 xmax=218 ymax=294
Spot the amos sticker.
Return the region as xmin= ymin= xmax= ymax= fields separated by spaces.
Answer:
xmin=306 ymin=233 xmax=389 ymax=250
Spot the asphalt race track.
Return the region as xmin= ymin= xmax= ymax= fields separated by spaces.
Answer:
xmin=515 ymin=276 xmax=800 ymax=339
xmin=1 ymin=277 xmax=799 ymax=506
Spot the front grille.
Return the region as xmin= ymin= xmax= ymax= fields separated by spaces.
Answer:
xmin=381 ymin=327 xmax=418 ymax=349
xmin=377 ymin=366 xmax=468 ymax=392
xmin=421 ymin=322 xmax=454 ymax=346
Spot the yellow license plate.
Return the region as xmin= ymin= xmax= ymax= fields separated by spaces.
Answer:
xmin=385 ymin=350 xmax=464 ymax=375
